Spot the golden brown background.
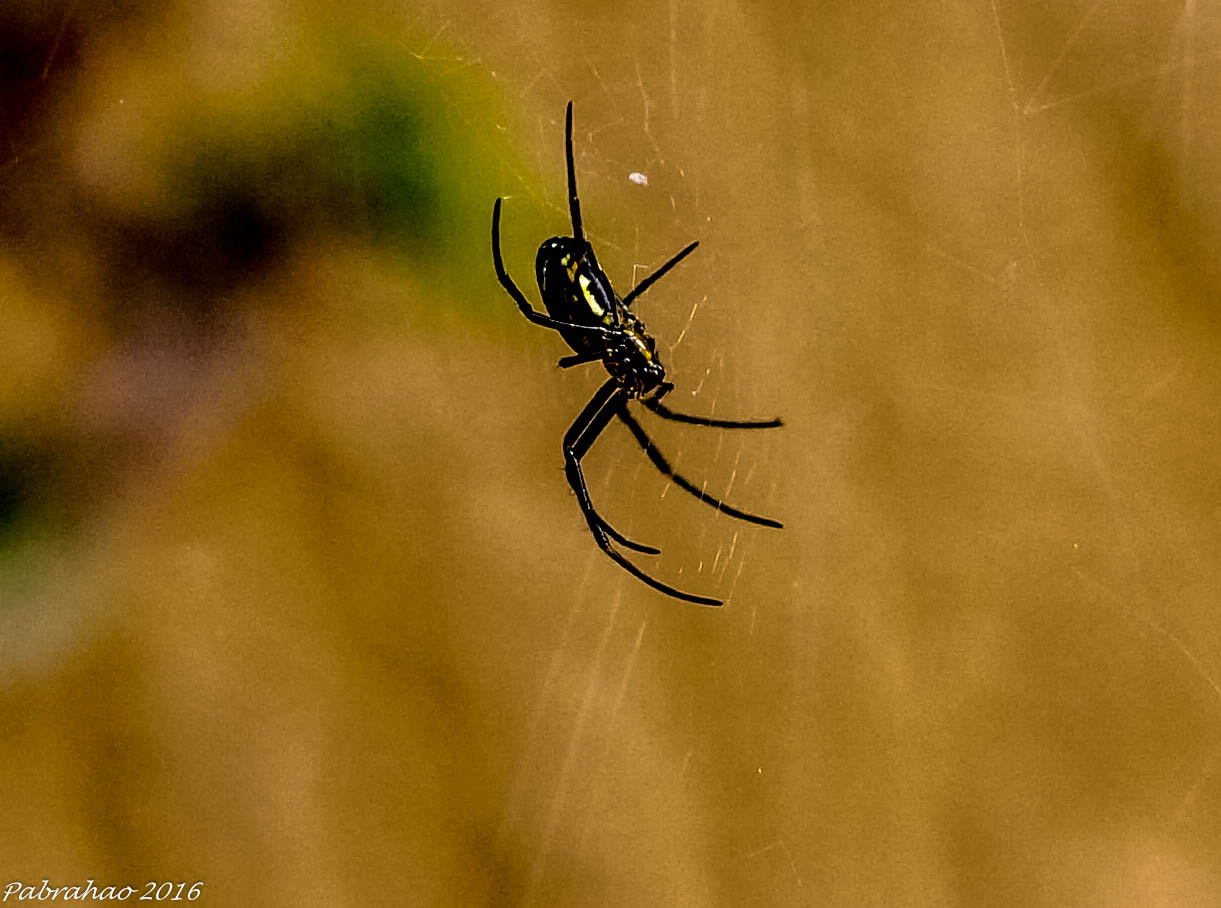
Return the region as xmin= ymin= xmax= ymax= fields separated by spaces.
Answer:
xmin=2 ymin=0 xmax=1219 ymax=904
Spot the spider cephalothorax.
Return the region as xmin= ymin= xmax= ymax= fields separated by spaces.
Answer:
xmin=492 ymin=102 xmax=783 ymax=605
xmin=601 ymin=327 xmax=664 ymax=398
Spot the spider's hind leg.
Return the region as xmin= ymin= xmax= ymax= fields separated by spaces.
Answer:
xmin=565 ymin=101 xmax=584 ymax=243
xmin=492 ymin=199 xmax=618 ymax=339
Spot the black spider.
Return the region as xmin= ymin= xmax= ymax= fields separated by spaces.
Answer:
xmin=492 ymin=102 xmax=782 ymax=606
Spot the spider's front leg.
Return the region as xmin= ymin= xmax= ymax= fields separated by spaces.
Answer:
xmin=642 ymin=382 xmax=784 ymax=429
xmin=616 ymin=404 xmax=782 ymax=528
xmin=564 ymin=380 xmax=722 ymax=606
xmin=558 ymin=351 xmax=602 ymax=369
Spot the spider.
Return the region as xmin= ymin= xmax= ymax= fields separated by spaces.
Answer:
xmin=491 ymin=102 xmax=783 ymax=606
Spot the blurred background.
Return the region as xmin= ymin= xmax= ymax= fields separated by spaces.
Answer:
xmin=1 ymin=0 xmax=1220 ymax=904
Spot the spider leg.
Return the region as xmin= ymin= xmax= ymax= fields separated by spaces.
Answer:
xmin=622 ymin=241 xmax=699 ymax=308
xmin=594 ymin=513 xmax=660 ymax=555
xmin=617 ymin=404 xmax=782 ymax=528
xmin=565 ymin=101 xmax=584 ymax=244
xmin=492 ymin=200 xmax=617 ymax=340
xmin=642 ymin=382 xmax=784 ymax=429
xmin=568 ymin=381 xmax=659 ymax=556
xmin=558 ymin=351 xmax=602 ymax=369
xmin=566 ymin=379 xmax=721 ymax=606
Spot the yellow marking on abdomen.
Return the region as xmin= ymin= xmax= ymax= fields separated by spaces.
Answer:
xmin=578 ymin=274 xmax=605 ymax=317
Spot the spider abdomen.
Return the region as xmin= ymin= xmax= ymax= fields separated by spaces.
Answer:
xmin=536 ymin=238 xmax=620 ymax=348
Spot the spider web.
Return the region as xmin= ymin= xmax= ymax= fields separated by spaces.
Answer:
xmin=3 ymin=1 xmax=1221 ymax=905
xmin=471 ymin=44 xmax=787 ymax=904
xmin=466 ymin=2 xmax=1221 ymax=904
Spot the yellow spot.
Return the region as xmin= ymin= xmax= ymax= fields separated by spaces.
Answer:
xmin=578 ymin=274 xmax=604 ymax=316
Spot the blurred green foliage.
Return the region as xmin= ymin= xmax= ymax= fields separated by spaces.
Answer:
xmin=0 ymin=4 xmax=536 ymax=598
xmin=118 ymin=33 xmax=523 ymax=316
